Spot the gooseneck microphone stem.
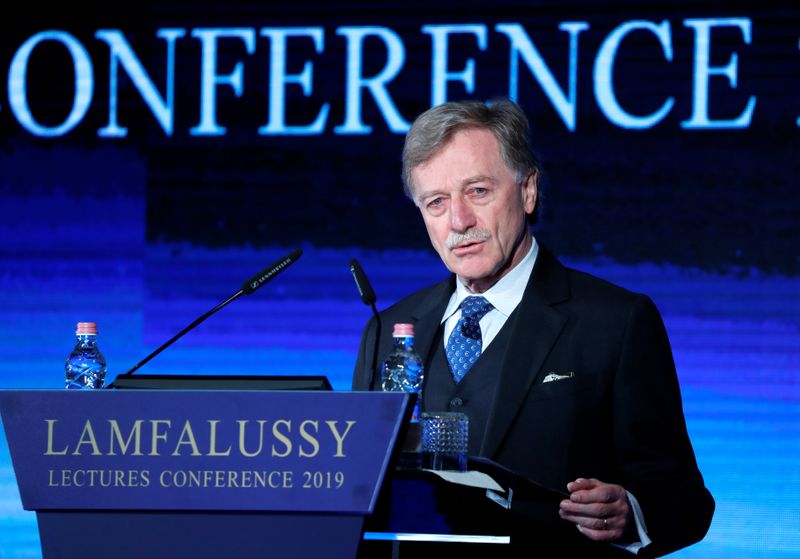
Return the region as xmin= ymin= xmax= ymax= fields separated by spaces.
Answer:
xmin=114 ymin=248 xmax=303 ymax=381
xmin=118 ymin=290 xmax=244 ymax=379
xmin=370 ymin=303 xmax=382 ymax=391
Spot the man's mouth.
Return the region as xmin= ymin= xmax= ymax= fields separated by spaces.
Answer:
xmin=451 ymin=239 xmax=485 ymax=255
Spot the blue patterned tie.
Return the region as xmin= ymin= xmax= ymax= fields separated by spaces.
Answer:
xmin=446 ymin=296 xmax=494 ymax=383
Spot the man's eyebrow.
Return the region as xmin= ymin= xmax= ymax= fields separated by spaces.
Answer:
xmin=462 ymin=175 xmax=495 ymax=186
xmin=415 ymin=175 xmax=496 ymax=202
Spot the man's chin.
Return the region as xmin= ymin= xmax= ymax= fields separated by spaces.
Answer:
xmin=448 ymin=262 xmax=495 ymax=285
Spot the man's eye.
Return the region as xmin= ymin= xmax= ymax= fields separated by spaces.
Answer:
xmin=471 ymin=187 xmax=487 ymax=196
xmin=428 ymin=197 xmax=443 ymax=207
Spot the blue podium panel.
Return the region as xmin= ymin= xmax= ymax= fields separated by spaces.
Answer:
xmin=0 ymin=389 xmax=408 ymax=514
xmin=0 ymin=389 xmax=412 ymax=559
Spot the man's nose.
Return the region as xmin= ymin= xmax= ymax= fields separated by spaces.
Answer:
xmin=449 ymin=196 xmax=476 ymax=232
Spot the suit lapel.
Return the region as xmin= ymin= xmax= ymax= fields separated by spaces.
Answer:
xmin=480 ymin=247 xmax=570 ymax=458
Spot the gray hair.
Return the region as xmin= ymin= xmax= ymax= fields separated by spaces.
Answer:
xmin=401 ymin=98 xmax=541 ymax=200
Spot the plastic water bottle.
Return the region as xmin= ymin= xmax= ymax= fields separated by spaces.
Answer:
xmin=381 ymin=323 xmax=424 ymax=421
xmin=65 ymin=322 xmax=107 ymax=389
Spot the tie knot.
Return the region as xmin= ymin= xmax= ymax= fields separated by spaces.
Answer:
xmin=461 ymin=296 xmax=493 ymax=320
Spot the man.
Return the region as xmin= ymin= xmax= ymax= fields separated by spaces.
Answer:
xmin=353 ymin=99 xmax=714 ymax=557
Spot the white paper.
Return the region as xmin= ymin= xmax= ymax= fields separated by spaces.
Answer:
xmin=423 ymin=469 xmax=505 ymax=492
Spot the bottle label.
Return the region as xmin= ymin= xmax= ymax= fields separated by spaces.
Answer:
xmin=410 ymin=400 xmax=420 ymax=423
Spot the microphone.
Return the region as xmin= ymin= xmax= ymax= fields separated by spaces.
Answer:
xmin=242 ymin=248 xmax=302 ymax=294
xmin=349 ymin=258 xmax=376 ymax=307
xmin=349 ymin=258 xmax=382 ymax=390
xmin=112 ymin=248 xmax=303 ymax=382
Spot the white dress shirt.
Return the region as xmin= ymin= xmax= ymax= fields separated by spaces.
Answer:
xmin=441 ymin=237 xmax=539 ymax=349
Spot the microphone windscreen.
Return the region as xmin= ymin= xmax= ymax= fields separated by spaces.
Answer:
xmin=241 ymin=248 xmax=303 ymax=294
xmin=349 ymin=258 xmax=376 ymax=306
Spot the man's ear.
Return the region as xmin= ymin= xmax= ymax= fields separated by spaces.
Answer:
xmin=522 ymin=171 xmax=538 ymax=215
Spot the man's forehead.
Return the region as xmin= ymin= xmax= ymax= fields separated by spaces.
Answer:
xmin=411 ymin=128 xmax=507 ymax=193
xmin=414 ymin=126 xmax=498 ymax=166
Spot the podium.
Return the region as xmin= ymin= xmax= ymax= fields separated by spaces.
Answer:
xmin=0 ymin=388 xmax=414 ymax=559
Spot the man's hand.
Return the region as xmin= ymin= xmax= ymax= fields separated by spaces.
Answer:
xmin=559 ymin=477 xmax=631 ymax=541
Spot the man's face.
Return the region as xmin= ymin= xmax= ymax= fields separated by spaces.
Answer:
xmin=411 ymin=127 xmax=537 ymax=293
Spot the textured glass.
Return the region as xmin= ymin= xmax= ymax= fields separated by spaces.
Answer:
xmin=421 ymin=412 xmax=469 ymax=471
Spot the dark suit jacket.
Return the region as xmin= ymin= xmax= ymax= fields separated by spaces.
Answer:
xmin=353 ymin=246 xmax=714 ymax=557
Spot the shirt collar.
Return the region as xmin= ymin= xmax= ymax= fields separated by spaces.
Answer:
xmin=441 ymin=236 xmax=539 ymax=323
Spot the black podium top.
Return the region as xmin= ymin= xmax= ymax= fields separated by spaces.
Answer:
xmin=107 ymin=373 xmax=332 ymax=391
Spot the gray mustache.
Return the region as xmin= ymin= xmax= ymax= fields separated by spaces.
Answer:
xmin=446 ymin=230 xmax=491 ymax=250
